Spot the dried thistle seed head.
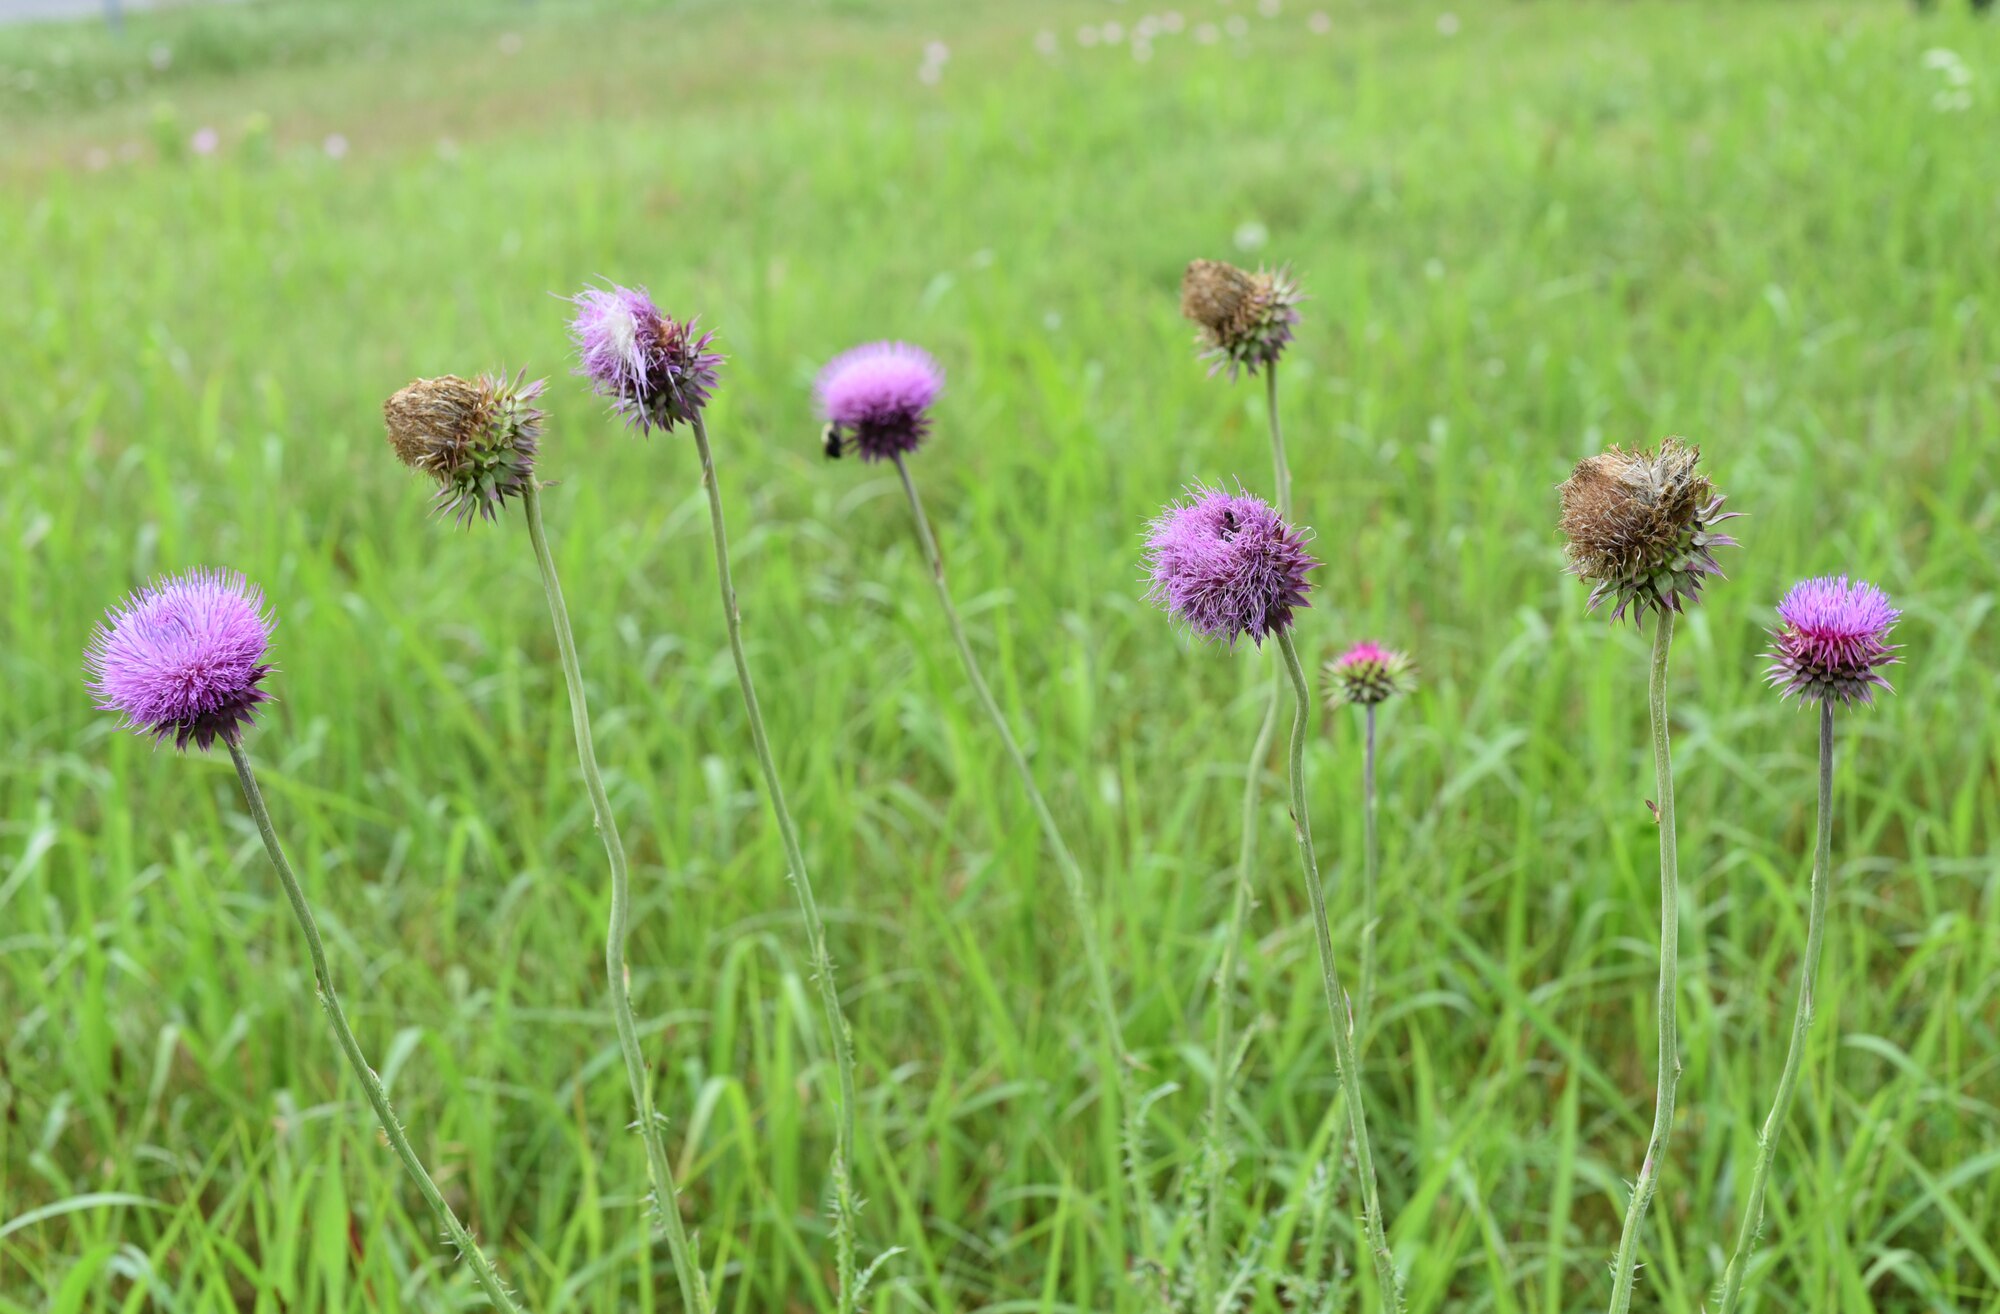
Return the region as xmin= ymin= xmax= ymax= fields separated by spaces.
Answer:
xmin=1556 ymin=438 xmax=1739 ymax=623
xmin=382 ymin=371 xmax=544 ymax=526
xmin=1180 ymin=258 xmax=1302 ymax=379
xmin=1325 ymin=642 xmax=1416 ymax=709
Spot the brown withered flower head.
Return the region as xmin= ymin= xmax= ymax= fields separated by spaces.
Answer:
xmin=383 ymin=371 xmax=545 ymax=526
xmin=1180 ymin=258 xmax=1302 ymax=379
xmin=1556 ymin=438 xmax=1739 ymax=623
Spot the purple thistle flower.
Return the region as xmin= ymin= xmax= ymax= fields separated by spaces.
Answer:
xmin=1765 ymin=576 xmax=1900 ymax=708
xmin=85 ymin=568 xmax=275 ymax=753
xmin=814 ymin=341 xmax=946 ymax=462
xmin=1325 ymin=641 xmax=1417 ymax=708
xmin=568 ymin=283 xmax=723 ymax=435
xmin=1143 ymin=483 xmax=1319 ymax=646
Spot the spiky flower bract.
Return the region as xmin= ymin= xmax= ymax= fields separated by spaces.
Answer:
xmin=1180 ymin=258 xmax=1302 ymax=379
xmin=1325 ymin=641 xmax=1416 ymax=708
xmin=86 ymin=568 xmax=274 ymax=752
xmin=1765 ymin=576 xmax=1900 ymax=708
xmin=1143 ymin=483 xmax=1318 ymax=646
xmin=568 ymin=283 xmax=722 ymax=435
xmin=383 ymin=371 xmax=545 ymax=525
xmin=814 ymin=340 xmax=946 ymax=462
xmin=1556 ymin=437 xmax=1739 ymax=623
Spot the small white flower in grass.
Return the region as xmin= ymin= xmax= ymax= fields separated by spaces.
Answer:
xmin=1258 ymin=0 xmax=1281 ymax=16
xmin=190 ymin=127 xmax=218 ymax=155
xmin=148 ymin=43 xmax=172 ymax=70
xmin=497 ymin=31 xmax=523 ymax=55
xmin=1162 ymin=10 xmax=1185 ymax=32
xmin=1437 ymin=11 xmax=1460 ymax=35
xmin=1077 ymin=24 xmax=1100 ymax=46
xmin=1233 ymin=220 xmax=1270 ymax=253
xmin=1102 ymin=21 xmax=1125 ymax=43
xmin=1195 ymin=21 xmax=1219 ymax=43
xmin=1035 ymin=29 xmax=1059 ymax=55
xmin=323 ymin=133 xmax=349 ymax=159
xmin=1308 ymin=11 xmax=1331 ymax=34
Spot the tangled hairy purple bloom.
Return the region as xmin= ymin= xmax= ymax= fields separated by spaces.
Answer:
xmin=568 ymin=284 xmax=722 ymax=434
xmin=1143 ymin=483 xmax=1318 ymax=646
xmin=1765 ymin=576 xmax=1900 ymax=708
xmin=814 ymin=341 xmax=946 ymax=462
xmin=86 ymin=568 xmax=275 ymax=752
xmin=1326 ymin=641 xmax=1417 ymax=708
xmin=1181 ymin=259 xmax=1303 ymax=379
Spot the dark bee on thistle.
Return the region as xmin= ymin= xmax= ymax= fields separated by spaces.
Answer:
xmin=821 ymin=423 xmax=845 ymax=460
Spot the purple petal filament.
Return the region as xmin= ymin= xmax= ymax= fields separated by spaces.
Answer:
xmin=814 ymin=341 xmax=946 ymax=462
xmin=85 ymin=568 xmax=275 ymax=752
xmin=1765 ymin=576 xmax=1900 ymax=708
xmin=1143 ymin=483 xmax=1318 ymax=646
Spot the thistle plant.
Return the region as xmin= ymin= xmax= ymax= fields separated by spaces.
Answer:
xmin=570 ymin=286 xmax=883 ymax=1314
xmin=1324 ymin=642 xmax=1416 ymax=1031
xmin=1715 ymin=577 xmax=1899 ymax=1313
xmin=815 ymin=339 xmax=1160 ymax=1256
xmin=1179 ymin=256 xmax=1301 ymax=1311
xmin=1556 ymin=438 xmax=1738 ymax=1314
xmin=384 ymin=371 xmax=711 ymax=1313
xmin=85 ymin=570 xmax=525 ymax=1313
xmin=1143 ymin=485 xmax=1404 ymax=1312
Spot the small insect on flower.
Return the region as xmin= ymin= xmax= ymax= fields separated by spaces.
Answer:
xmin=1556 ymin=437 xmax=1739 ymax=623
xmin=1765 ymin=576 xmax=1900 ymax=708
xmin=814 ymin=341 xmax=946 ymax=462
xmin=1325 ymin=641 xmax=1416 ymax=709
xmin=1180 ymin=258 xmax=1303 ymax=379
xmin=568 ymin=284 xmax=723 ymax=435
xmin=1143 ymin=483 xmax=1319 ymax=646
xmin=86 ymin=568 xmax=275 ymax=753
xmin=383 ymin=371 xmax=545 ymax=526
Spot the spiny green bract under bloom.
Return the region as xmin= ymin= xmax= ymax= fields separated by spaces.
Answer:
xmin=1765 ymin=575 xmax=1900 ymax=708
xmin=1556 ymin=438 xmax=1739 ymax=623
xmin=1325 ymin=641 xmax=1416 ymax=708
xmin=383 ymin=371 xmax=545 ymax=526
xmin=1180 ymin=258 xmax=1302 ymax=379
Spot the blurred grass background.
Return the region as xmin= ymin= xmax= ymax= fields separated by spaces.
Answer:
xmin=2 ymin=1 xmax=1997 ymax=1310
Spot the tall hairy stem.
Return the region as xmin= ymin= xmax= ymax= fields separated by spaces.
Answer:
xmin=225 ymin=741 xmax=527 ymax=1314
xmin=690 ymin=415 xmax=864 ymax=1314
xmin=1715 ymin=701 xmax=1835 ymax=1313
xmin=1201 ymin=364 xmax=1290 ymax=1309
xmin=892 ymin=452 xmax=1153 ymax=1253
xmin=1605 ymin=613 xmax=1682 ymax=1313
xmin=524 ymin=482 xmax=709 ymax=1314
xmin=1360 ymin=702 xmax=1379 ymax=1034
xmin=1276 ymin=630 xmax=1403 ymax=1312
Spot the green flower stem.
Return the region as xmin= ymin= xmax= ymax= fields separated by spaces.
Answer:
xmin=690 ymin=414 xmax=863 ymax=1314
xmin=891 ymin=452 xmax=1152 ymax=1250
xmin=1275 ymin=629 xmax=1403 ymax=1312
xmin=1201 ymin=363 xmax=1290 ymax=1309
xmin=1605 ymin=612 xmax=1682 ymax=1314
xmin=1715 ymin=700 xmax=1836 ymax=1313
xmin=522 ymin=482 xmax=709 ymax=1314
xmin=225 ymin=740 xmax=527 ymax=1314
xmin=1360 ymin=702 xmax=1379 ymax=1034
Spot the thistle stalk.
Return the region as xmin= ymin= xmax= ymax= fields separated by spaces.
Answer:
xmin=1200 ymin=364 xmax=1289 ymax=1308
xmin=691 ymin=412 xmax=865 ymax=1314
xmin=226 ymin=740 xmax=527 ymax=1314
xmin=1713 ymin=701 xmax=1836 ymax=1310
xmin=891 ymin=451 xmax=1152 ymax=1251
xmin=522 ymin=481 xmax=709 ymax=1314
xmin=1275 ymin=629 xmax=1403 ymax=1311
xmin=1605 ymin=613 xmax=1682 ymax=1313
xmin=1360 ymin=701 xmax=1379 ymax=1031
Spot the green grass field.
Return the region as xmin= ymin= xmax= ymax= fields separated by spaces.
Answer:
xmin=3 ymin=1 xmax=1998 ymax=1310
